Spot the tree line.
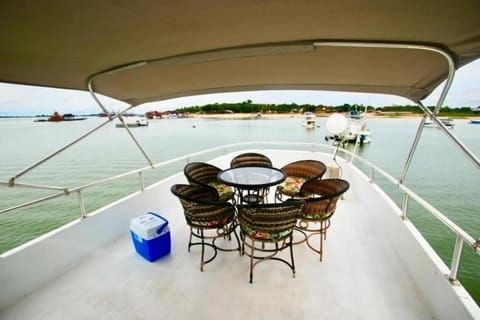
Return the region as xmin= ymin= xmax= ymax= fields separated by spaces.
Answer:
xmin=174 ymin=100 xmax=477 ymax=116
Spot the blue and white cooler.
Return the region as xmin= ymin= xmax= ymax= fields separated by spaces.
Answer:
xmin=130 ymin=212 xmax=171 ymax=262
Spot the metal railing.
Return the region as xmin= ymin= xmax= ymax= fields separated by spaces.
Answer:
xmin=341 ymin=145 xmax=480 ymax=281
xmin=1 ymin=141 xmax=478 ymax=282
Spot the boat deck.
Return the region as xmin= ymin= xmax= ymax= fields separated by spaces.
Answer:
xmin=0 ymin=150 xmax=474 ymax=319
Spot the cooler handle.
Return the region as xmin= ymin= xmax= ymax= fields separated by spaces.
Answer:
xmin=147 ymin=212 xmax=169 ymax=235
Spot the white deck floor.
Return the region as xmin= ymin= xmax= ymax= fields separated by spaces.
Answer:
xmin=0 ymin=191 xmax=433 ymax=319
xmin=1 ymin=149 xmax=474 ymax=319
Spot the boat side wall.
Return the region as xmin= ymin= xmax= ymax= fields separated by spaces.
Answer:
xmin=0 ymin=172 xmax=186 ymax=311
xmin=342 ymin=162 xmax=479 ymax=319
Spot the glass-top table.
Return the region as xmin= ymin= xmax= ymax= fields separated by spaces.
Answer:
xmin=218 ymin=166 xmax=286 ymax=204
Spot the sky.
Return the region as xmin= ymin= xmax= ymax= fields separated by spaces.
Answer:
xmin=0 ymin=58 xmax=479 ymax=116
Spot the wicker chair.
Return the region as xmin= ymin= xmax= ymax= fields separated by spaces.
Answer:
xmin=237 ymin=200 xmax=304 ymax=283
xmin=171 ymin=184 xmax=241 ymax=271
xmin=184 ymin=162 xmax=234 ymax=202
xmin=295 ymin=179 xmax=350 ymax=261
xmin=230 ymin=152 xmax=273 ymax=168
xmin=275 ymin=160 xmax=327 ymax=202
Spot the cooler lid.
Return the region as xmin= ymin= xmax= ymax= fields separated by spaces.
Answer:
xmin=130 ymin=212 xmax=169 ymax=240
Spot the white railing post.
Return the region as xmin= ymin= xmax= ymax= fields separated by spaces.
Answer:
xmin=77 ymin=190 xmax=87 ymax=219
xmin=139 ymin=172 xmax=145 ymax=191
xmin=449 ymin=235 xmax=464 ymax=282
xmin=369 ymin=167 xmax=374 ymax=183
xmin=402 ymin=193 xmax=409 ymax=220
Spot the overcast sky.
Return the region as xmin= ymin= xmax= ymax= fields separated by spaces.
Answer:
xmin=1 ymin=58 xmax=479 ymax=116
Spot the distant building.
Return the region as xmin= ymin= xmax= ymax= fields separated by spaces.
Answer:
xmin=145 ymin=111 xmax=163 ymax=119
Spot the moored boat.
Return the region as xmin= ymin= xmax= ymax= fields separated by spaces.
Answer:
xmin=302 ymin=112 xmax=316 ymax=128
xmin=343 ymin=109 xmax=371 ymax=144
xmin=327 ymin=109 xmax=371 ymax=144
xmin=34 ymin=112 xmax=87 ymax=122
xmin=62 ymin=113 xmax=87 ymax=121
xmin=425 ymin=118 xmax=455 ymax=129
xmin=0 ymin=1 xmax=479 ymax=319
xmin=115 ymin=117 xmax=149 ymax=128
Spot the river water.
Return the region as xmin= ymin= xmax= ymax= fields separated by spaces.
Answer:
xmin=0 ymin=116 xmax=478 ymax=303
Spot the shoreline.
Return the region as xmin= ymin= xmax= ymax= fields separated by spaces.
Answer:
xmin=189 ymin=112 xmax=479 ymax=120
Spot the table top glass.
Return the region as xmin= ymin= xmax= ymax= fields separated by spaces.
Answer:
xmin=218 ymin=166 xmax=286 ymax=188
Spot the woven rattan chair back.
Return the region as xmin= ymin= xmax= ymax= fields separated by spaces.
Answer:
xmin=237 ymin=200 xmax=304 ymax=283
xmin=230 ymin=152 xmax=273 ymax=168
xmin=171 ymin=184 xmax=240 ymax=271
xmin=281 ymin=160 xmax=327 ymax=181
xmin=184 ymin=162 xmax=222 ymax=186
xmin=184 ymin=162 xmax=234 ymax=202
xmin=296 ymin=179 xmax=350 ymax=261
xmin=275 ymin=160 xmax=327 ymax=201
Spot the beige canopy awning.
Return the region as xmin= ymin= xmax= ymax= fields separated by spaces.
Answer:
xmin=1 ymin=0 xmax=479 ymax=106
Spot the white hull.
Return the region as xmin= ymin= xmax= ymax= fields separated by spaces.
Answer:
xmin=424 ymin=118 xmax=455 ymax=129
xmin=303 ymin=121 xmax=316 ymax=129
xmin=343 ymin=113 xmax=371 ymax=144
xmin=302 ymin=112 xmax=316 ymax=129
xmin=1 ymin=146 xmax=478 ymax=319
xmin=115 ymin=118 xmax=149 ymax=128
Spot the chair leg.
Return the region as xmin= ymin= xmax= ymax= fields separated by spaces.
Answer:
xmin=188 ymin=227 xmax=194 ymax=252
xmin=239 ymin=232 xmax=245 ymax=255
xmin=249 ymin=239 xmax=255 ymax=283
xmin=229 ymin=222 xmax=242 ymax=256
xmin=319 ymin=219 xmax=331 ymax=261
xmin=200 ymin=229 xmax=205 ymax=271
xmin=289 ymin=234 xmax=296 ymax=278
xmin=319 ymin=229 xmax=323 ymax=262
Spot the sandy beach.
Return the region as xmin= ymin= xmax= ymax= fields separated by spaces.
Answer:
xmin=189 ymin=112 xmax=456 ymax=120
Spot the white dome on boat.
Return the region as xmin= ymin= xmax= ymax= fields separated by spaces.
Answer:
xmin=326 ymin=113 xmax=348 ymax=136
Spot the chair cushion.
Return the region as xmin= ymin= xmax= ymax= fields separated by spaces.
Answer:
xmin=242 ymin=227 xmax=292 ymax=240
xmin=301 ymin=212 xmax=332 ymax=220
xmin=209 ymin=182 xmax=234 ymax=201
xmin=191 ymin=216 xmax=229 ymax=227
xmin=276 ymin=176 xmax=306 ymax=196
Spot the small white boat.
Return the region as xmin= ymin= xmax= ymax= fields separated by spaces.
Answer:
xmin=115 ymin=117 xmax=149 ymax=128
xmin=358 ymin=128 xmax=371 ymax=144
xmin=343 ymin=109 xmax=371 ymax=144
xmin=302 ymin=112 xmax=316 ymax=128
xmin=424 ymin=118 xmax=455 ymax=129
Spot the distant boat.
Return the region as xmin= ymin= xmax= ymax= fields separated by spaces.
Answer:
xmin=62 ymin=113 xmax=87 ymax=121
xmin=34 ymin=112 xmax=87 ymax=122
xmin=344 ymin=108 xmax=371 ymax=144
xmin=302 ymin=112 xmax=316 ymax=129
xmin=468 ymin=119 xmax=480 ymax=124
xmin=115 ymin=117 xmax=149 ymax=128
xmin=424 ymin=118 xmax=455 ymax=129
xmin=98 ymin=111 xmax=116 ymax=117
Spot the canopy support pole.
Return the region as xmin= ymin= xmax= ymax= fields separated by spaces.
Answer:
xmin=87 ymin=65 xmax=154 ymax=168
xmin=417 ymin=102 xmax=480 ymax=169
xmin=395 ymin=41 xmax=479 ymax=183
xmin=10 ymin=117 xmax=113 ymax=186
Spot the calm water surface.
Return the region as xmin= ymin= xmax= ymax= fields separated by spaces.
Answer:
xmin=0 ymin=116 xmax=479 ymax=303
